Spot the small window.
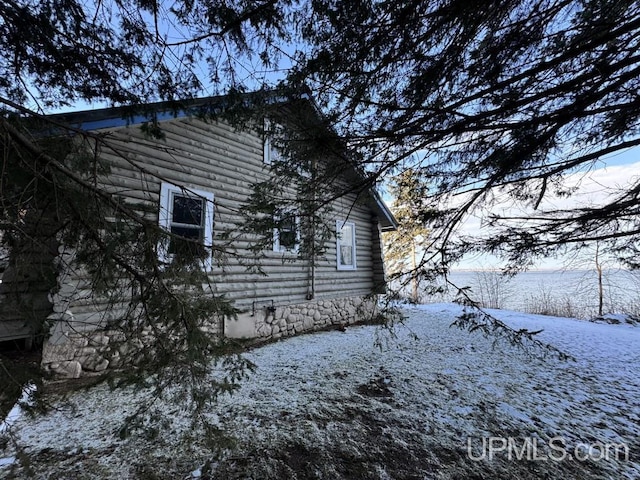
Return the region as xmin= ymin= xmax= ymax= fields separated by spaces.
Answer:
xmin=159 ymin=183 xmax=214 ymax=269
xmin=336 ymin=220 xmax=356 ymax=270
xmin=263 ymin=119 xmax=282 ymax=165
xmin=263 ymin=119 xmax=312 ymax=178
xmin=274 ymin=212 xmax=300 ymax=253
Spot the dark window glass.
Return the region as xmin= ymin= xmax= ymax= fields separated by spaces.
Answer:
xmin=170 ymin=225 xmax=202 ymax=240
xmin=278 ymin=216 xmax=297 ymax=249
xmin=168 ymin=195 xmax=205 ymax=257
xmin=172 ymin=195 xmax=203 ymax=225
xmin=169 ymin=226 xmax=205 ymax=256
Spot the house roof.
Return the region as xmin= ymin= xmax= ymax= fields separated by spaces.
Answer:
xmin=49 ymin=92 xmax=398 ymax=232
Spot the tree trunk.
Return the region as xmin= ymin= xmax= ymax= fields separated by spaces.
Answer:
xmin=411 ymin=240 xmax=418 ymax=303
xmin=595 ymin=244 xmax=604 ymax=317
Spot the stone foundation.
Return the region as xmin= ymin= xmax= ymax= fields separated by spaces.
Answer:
xmin=41 ymin=327 xmax=128 ymax=378
xmin=41 ymin=295 xmax=378 ymax=378
xmin=226 ymin=295 xmax=378 ymax=340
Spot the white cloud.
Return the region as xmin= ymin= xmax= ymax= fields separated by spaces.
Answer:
xmin=544 ymin=160 xmax=640 ymax=210
xmin=453 ymin=160 xmax=640 ymax=270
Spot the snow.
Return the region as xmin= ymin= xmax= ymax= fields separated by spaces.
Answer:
xmin=0 ymin=383 xmax=35 ymax=435
xmin=1 ymin=303 xmax=639 ymax=479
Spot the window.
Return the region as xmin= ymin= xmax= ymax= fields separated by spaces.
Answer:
xmin=263 ymin=119 xmax=313 ymax=178
xmin=159 ymin=183 xmax=214 ymax=269
xmin=263 ymin=119 xmax=282 ymax=165
xmin=336 ymin=220 xmax=356 ymax=270
xmin=273 ymin=212 xmax=300 ymax=253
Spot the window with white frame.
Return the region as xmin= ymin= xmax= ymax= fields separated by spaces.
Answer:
xmin=336 ymin=220 xmax=356 ymax=270
xmin=273 ymin=211 xmax=300 ymax=253
xmin=158 ymin=183 xmax=214 ymax=269
xmin=263 ymin=118 xmax=313 ymax=177
xmin=263 ymin=119 xmax=283 ymax=165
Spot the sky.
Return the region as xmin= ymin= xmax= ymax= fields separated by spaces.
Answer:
xmin=454 ymin=148 xmax=640 ymax=271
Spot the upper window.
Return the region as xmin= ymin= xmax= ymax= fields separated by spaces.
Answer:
xmin=263 ymin=119 xmax=283 ymax=165
xmin=273 ymin=212 xmax=300 ymax=253
xmin=159 ymin=183 xmax=214 ymax=269
xmin=336 ymin=220 xmax=356 ymax=270
xmin=263 ymin=119 xmax=313 ymax=178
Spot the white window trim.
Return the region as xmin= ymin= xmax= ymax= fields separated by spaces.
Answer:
xmin=336 ymin=219 xmax=357 ymax=270
xmin=158 ymin=182 xmax=215 ymax=270
xmin=273 ymin=211 xmax=301 ymax=254
xmin=263 ymin=135 xmax=273 ymax=165
xmin=263 ymin=118 xmax=312 ymax=178
xmin=263 ymin=118 xmax=281 ymax=165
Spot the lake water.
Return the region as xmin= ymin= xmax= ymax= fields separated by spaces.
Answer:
xmin=423 ymin=269 xmax=640 ymax=319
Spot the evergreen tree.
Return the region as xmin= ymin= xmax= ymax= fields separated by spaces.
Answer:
xmin=383 ymin=169 xmax=430 ymax=303
xmin=3 ymin=0 xmax=639 ymax=317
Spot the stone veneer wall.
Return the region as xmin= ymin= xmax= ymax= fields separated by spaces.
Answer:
xmin=41 ymin=319 xmax=222 ymax=379
xmin=253 ymin=295 xmax=378 ymax=340
xmin=42 ymin=328 xmax=129 ymax=378
xmin=41 ymin=295 xmax=377 ymax=378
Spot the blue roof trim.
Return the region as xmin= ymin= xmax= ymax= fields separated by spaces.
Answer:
xmin=50 ymin=90 xmax=315 ymax=132
xmin=57 ymin=102 xmax=226 ymax=131
xmin=73 ymin=109 xmax=189 ymax=131
xmin=47 ymin=95 xmax=230 ymax=132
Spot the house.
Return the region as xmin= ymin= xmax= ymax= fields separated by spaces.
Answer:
xmin=0 ymin=91 xmax=397 ymax=377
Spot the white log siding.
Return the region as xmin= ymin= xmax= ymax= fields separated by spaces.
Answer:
xmin=49 ymin=115 xmax=388 ymax=338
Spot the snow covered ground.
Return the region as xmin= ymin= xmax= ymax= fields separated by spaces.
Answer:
xmin=1 ymin=303 xmax=639 ymax=479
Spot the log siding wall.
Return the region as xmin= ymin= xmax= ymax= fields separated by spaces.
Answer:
xmin=96 ymin=117 xmax=382 ymax=305
xmin=40 ymin=115 xmax=388 ymax=375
